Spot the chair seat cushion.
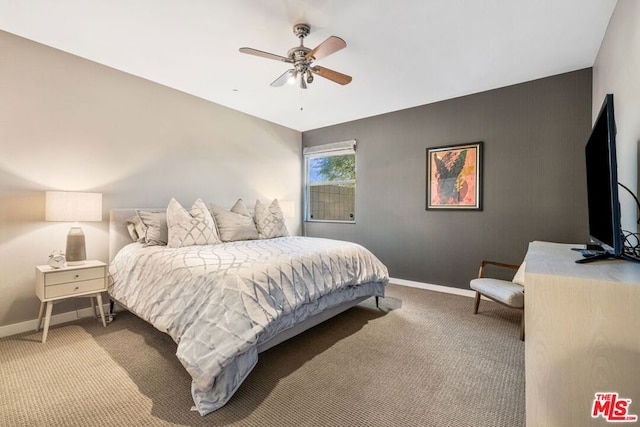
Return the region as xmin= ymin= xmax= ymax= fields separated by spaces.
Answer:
xmin=470 ymin=278 xmax=524 ymax=308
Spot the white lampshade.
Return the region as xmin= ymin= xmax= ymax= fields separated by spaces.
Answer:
xmin=45 ymin=191 xmax=102 ymax=222
xmin=45 ymin=191 xmax=102 ymax=264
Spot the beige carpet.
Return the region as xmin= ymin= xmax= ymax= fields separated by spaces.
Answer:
xmin=0 ymin=284 xmax=524 ymax=426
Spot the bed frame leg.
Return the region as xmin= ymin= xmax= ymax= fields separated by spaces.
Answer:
xmin=108 ymin=299 xmax=115 ymax=323
xmin=375 ymin=296 xmax=380 ymax=308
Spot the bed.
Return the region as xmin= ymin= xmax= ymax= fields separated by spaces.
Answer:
xmin=107 ymin=207 xmax=388 ymax=415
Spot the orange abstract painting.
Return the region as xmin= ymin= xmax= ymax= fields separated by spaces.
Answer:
xmin=427 ymin=142 xmax=482 ymax=210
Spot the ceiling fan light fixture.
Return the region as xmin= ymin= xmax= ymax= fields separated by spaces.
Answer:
xmin=287 ymin=70 xmax=298 ymax=85
xmin=306 ymin=71 xmax=314 ymax=84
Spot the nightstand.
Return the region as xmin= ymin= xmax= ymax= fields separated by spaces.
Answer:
xmin=35 ymin=260 xmax=108 ymax=343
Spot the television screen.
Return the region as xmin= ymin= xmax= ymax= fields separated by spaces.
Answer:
xmin=584 ymin=93 xmax=622 ymax=256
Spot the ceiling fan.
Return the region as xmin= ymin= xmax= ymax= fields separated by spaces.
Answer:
xmin=239 ymin=23 xmax=352 ymax=89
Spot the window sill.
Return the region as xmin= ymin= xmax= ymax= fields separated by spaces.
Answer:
xmin=305 ymin=220 xmax=356 ymax=224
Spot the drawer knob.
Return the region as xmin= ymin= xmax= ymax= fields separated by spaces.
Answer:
xmin=74 ymin=286 xmax=79 ymax=291
xmin=74 ymin=274 xmax=80 ymax=279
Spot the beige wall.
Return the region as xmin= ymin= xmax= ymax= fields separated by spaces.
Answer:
xmin=592 ymin=0 xmax=640 ymax=232
xmin=0 ymin=31 xmax=302 ymax=328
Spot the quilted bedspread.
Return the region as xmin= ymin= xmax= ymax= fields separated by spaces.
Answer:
xmin=108 ymin=236 xmax=388 ymax=415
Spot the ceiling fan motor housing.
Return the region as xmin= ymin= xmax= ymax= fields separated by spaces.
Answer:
xmin=288 ymin=47 xmax=311 ymax=73
xmin=290 ymin=24 xmax=312 ymax=74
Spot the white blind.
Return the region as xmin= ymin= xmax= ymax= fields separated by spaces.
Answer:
xmin=303 ymin=140 xmax=356 ymax=156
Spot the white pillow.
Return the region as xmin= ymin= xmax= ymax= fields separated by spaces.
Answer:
xmin=166 ymin=198 xmax=221 ymax=248
xmin=254 ymin=199 xmax=289 ymax=239
xmin=210 ymin=199 xmax=259 ymax=242
xmin=512 ymin=261 xmax=526 ymax=286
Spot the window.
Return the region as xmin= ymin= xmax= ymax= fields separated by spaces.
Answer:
xmin=304 ymin=140 xmax=356 ymax=223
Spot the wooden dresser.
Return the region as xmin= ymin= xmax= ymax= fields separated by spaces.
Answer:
xmin=524 ymin=241 xmax=640 ymax=426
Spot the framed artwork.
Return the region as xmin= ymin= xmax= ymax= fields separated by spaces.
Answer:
xmin=426 ymin=141 xmax=483 ymax=210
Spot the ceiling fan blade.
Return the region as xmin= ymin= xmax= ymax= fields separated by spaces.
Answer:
xmin=270 ymin=69 xmax=294 ymax=87
xmin=239 ymin=47 xmax=292 ymax=63
xmin=311 ymin=66 xmax=352 ymax=85
xmin=305 ymin=36 xmax=346 ymax=61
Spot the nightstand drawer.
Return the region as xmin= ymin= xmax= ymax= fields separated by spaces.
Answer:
xmin=44 ymin=278 xmax=105 ymax=299
xmin=44 ymin=267 xmax=105 ymax=286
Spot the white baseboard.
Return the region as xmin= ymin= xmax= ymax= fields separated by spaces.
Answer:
xmin=1 ymin=279 xmax=475 ymax=339
xmin=0 ymin=304 xmax=111 ymax=339
xmin=389 ymin=277 xmax=477 ymax=298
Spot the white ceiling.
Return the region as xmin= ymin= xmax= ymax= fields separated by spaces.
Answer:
xmin=0 ymin=0 xmax=617 ymax=132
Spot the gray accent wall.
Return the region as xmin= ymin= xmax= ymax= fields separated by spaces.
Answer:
xmin=303 ymin=69 xmax=593 ymax=289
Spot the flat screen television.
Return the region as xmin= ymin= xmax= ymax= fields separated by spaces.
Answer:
xmin=582 ymin=93 xmax=623 ymax=262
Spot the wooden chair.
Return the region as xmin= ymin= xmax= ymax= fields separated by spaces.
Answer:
xmin=470 ymin=260 xmax=525 ymax=340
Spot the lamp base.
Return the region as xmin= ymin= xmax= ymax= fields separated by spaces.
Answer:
xmin=66 ymin=226 xmax=86 ymax=264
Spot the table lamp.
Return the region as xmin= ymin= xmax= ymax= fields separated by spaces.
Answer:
xmin=45 ymin=191 xmax=102 ymax=265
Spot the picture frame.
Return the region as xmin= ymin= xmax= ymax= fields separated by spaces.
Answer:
xmin=426 ymin=141 xmax=483 ymax=210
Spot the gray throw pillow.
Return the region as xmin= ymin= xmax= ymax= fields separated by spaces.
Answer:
xmin=125 ymin=215 xmax=147 ymax=242
xmin=136 ymin=209 xmax=168 ymax=246
xmin=210 ymin=199 xmax=259 ymax=242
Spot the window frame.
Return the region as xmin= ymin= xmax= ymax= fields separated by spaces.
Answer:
xmin=303 ymin=140 xmax=357 ymax=224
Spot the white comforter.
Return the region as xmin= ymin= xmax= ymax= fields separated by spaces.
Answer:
xmin=108 ymin=236 xmax=388 ymax=415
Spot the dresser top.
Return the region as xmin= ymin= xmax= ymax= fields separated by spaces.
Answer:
xmin=525 ymin=241 xmax=640 ymax=285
